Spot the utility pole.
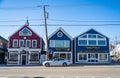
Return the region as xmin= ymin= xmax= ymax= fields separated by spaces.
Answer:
xmin=43 ymin=5 xmax=49 ymax=60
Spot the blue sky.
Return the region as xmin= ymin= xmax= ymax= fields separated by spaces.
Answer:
xmin=0 ymin=0 xmax=120 ymax=44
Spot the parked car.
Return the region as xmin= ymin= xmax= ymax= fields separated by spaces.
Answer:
xmin=42 ymin=58 xmax=70 ymax=67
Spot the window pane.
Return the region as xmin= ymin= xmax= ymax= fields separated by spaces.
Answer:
xmin=10 ymin=52 xmax=18 ymax=61
xmin=99 ymin=54 xmax=107 ymax=60
xmin=79 ymin=40 xmax=87 ymax=45
xmin=98 ymin=40 xmax=106 ymax=45
xmin=55 ymin=40 xmax=64 ymax=47
xmin=79 ymin=54 xmax=87 ymax=60
xmin=32 ymin=40 xmax=37 ymax=48
xmin=13 ymin=40 xmax=18 ymax=47
xmin=97 ymin=35 xmax=104 ymax=38
xmin=80 ymin=35 xmax=87 ymax=38
xmin=20 ymin=40 xmax=24 ymax=47
xmin=26 ymin=41 xmax=30 ymax=47
xmin=66 ymin=41 xmax=70 ymax=47
xmin=88 ymin=40 xmax=96 ymax=45
xmin=30 ymin=52 xmax=39 ymax=61
xmin=88 ymin=35 xmax=96 ymax=38
xmin=50 ymin=40 xmax=54 ymax=47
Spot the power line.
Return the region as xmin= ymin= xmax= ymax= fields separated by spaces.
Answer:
xmin=0 ymin=24 xmax=120 ymax=27
xmin=0 ymin=19 xmax=120 ymax=23
xmin=48 ymin=19 xmax=120 ymax=23
xmin=0 ymin=19 xmax=44 ymax=22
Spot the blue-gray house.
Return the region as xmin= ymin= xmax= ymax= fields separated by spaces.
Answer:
xmin=48 ymin=27 xmax=73 ymax=63
xmin=74 ymin=29 xmax=110 ymax=64
xmin=0 ymin=36 xmax=8 ymax=64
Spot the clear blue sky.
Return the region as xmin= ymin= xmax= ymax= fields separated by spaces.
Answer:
xmin=0 ymin=0 xmax=120 ymax=44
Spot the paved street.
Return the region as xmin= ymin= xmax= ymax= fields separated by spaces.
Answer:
xmin=0 ymin=65 xmax=120 ymax=78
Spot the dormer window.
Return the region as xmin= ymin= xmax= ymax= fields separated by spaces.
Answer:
xmin=19 ymin=27 xmax=32 ymax=36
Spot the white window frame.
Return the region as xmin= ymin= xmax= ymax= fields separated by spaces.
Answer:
xmin=13 ymin=39 xmax=18 ymax=47
xmin=19 ymin=39 xmax=24 ymax=47
xmin=32 ymin=40 xmax=37 ymax=48
xmin=78 ymin=53 xmax=87 ymax=61
xmin=78 ymin=34 xmax=107 ymax=46
xmin=49 ymin=40 xmax=70 ymax=48
xmin=99 ymin=53 xmax=108 ymax=61
xmin=26 ymin=40 xmax=31 ymax=48
xmin=19 ymin=27 xmax=32 ymax=36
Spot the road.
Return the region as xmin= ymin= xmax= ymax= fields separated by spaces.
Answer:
xmin=0 ymin=65 xmax=120 ymax=78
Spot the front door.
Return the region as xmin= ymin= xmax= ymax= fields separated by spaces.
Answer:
xmin=21 ymin=54 xmax=27 ymax=65
xmin=88 ymin=53 xmax=98 ymax=63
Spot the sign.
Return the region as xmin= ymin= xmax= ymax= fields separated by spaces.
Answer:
xmin=55 ymin=48 xmax=70 ymax=51
xmin=86 ymin=46 xmax=100 ymax=50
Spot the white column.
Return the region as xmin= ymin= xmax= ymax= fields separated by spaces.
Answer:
xmin=18 ymin=51 xmax=20 ymax=65
xmin=28 ymin=51 xmax=30 ymax=64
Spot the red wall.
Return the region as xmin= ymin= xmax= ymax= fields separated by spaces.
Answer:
xmin=9 ymin=25 xmax=42 ymax=48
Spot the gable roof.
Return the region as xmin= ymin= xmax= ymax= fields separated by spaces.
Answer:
xmin=75 ymin=28 xmax=109 ymax=39
xmin=9 ymin=23 xmax=42 ymax=39
xmin=48 ymin=27 xmax=73 ymax=40
xmin=0 ymin=36 xmax=8 ymax=42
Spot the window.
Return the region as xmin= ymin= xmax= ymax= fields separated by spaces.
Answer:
xmin=19 ymin=27 xmax=32 ymax=36
xmin=98 ymin=40 xmax=106 ymax=45
xmin=9 ymin=52 xmax=18 ymax=61
xmin=79 ymin=40 xmax=87 ymax=45
xmin=50 ymin=40 xmax=70 ymax=48
xmin=32 ymin=40 xmax=37 ymax=48
xmin=13 ymin=39 xmax=18 ymax=47
xmin=80 ymin=35 xmax=87 ymax=38
xmin=55 ymin=40 xmax=64 ymax=47
xmin=50 ymin=40 xmax=54 ymax=47
xmin=97 ymin=35 xmax=104 ymax=38
xmin=88 ymin=40 xmax=96 ymax=45
xmin=99 ymin=54 xmax=107 ymax=60
xmin=78 ymin=34 xmax=106 ymax=46
xmin=30 ymin=52 xmax=39 ymax=61
xmin=79 ymin=54 xmax=87 ymax=60
xmin=19 ymin=40 xmax=24 ymax=47
xmin=88 ymin=34 xmax=96 ymax=38
xmin=26 ymin=40 xmax=31 ymax=47
xmin=57 ymin=32 xmax=63 ymax=37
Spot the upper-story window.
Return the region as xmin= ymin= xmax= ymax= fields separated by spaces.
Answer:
xmin=50 ymin=40 xmax=70 ymax=48
xmin=19 ymin=27 xmax=32 ymax=36
xmin=78 ymin=34 xmax=106 ymax=46
xmin=79 ymin=40 xmax=87 ymax=45
xmin=26 ymin=40 xmax=31 ymax=48
xmin=32 ymin=40 xmax=37 ymax=48
xmin=19 ymin=40 xmax=24 ymax=47
xmin=88 ymin=40 xmax=96 ymax=45
xmin=13 ymin=39 xmax=18 ymax=47
xmin=80 ymin=35 xmax=87 ymax=38
xmin=88 ymin=34 xmax=96 ymax=38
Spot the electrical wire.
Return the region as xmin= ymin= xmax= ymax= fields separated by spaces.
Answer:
xmin=0 ymin=24 xmax=120 ymax=27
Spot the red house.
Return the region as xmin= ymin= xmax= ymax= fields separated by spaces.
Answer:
xmin=8 ymin=21 xmax=45 ymax=65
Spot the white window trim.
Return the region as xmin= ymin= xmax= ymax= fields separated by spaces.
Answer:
xmin=26 ymin=40 xmax=31 ymax=48
xmin=13 ymin=39 xmax=18 ymax=47
xmin=19 ymin=39 xmax=24 ymax=47
xmin=32 ymin=40 xmax=37 ymax=48
xmin=49 ymin=40 xmax=70 ymax=48
xmin=78 ymin=34 xmax=107 ymax=46
xmin=78 ymin=53 xmax=88 ymax=61
xmin=19 ymin=27 xmax=32 ymax=36
xmin=99 ymin=53 xmax=108 ymax=61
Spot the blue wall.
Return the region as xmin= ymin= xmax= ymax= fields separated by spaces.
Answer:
xmin=74 ymin=29 xmax=110 ymax=62
xmin=48 ymin=30 xmax=72 ymax=52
